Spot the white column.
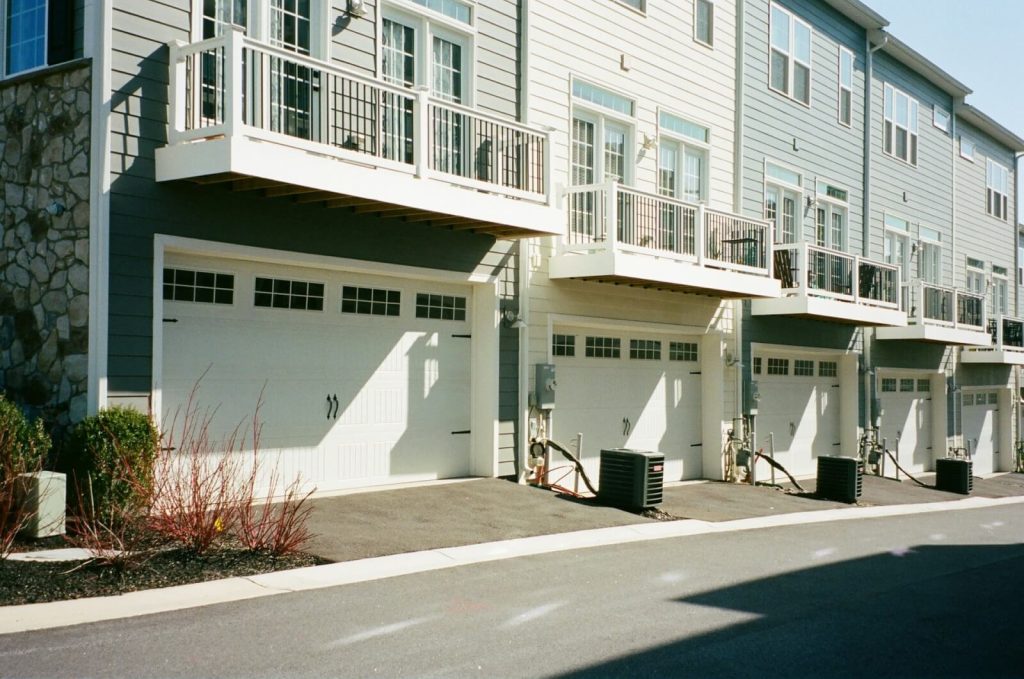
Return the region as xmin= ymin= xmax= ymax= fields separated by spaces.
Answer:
xmin=839 ymin=353 xmax=859 ymax=457
xmin=701 ymin=332 xmax=725 ymax=480
xmin=931 ymin=372 xmax=948 ymax=464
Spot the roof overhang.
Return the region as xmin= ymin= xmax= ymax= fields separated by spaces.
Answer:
xmin=821 ymin=0 xmax=888 ymax=30
xmin=869 ymin=30 xmax=972 ymax=100
xmin=955 ymin=103 xmax=1024 ymax=153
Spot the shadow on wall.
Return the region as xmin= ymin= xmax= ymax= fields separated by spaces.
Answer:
xmin=548 ymin=542 xmax=1024 ymax=679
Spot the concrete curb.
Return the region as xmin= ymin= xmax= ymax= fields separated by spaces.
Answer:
xmin=3 ymin=493 xmax=1023 ymax=635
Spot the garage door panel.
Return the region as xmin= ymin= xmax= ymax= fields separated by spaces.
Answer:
xmin=553 ymin=330 xmax=702 ymax=483
xmin=964 ymin=391 xmax=998 ymax=475
xmin=878 ymin=375 xmax=932 ymax=474
xmin=161 ymin=256 xmax=473 ymax=492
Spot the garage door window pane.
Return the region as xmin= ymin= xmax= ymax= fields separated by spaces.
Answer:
xmin=899 ymin=379 xmax=914 ymax=392
xmin=164 ymin=267 xmax=234 ymax=305
xmin=818 ymin=361 xmax=837 ymax=377
xmin=585 ymin=336 xmax=620 ymax=358
xmin=752 ymin=357 xmax=761 ymax=374
xmin=416 ymin=293 xmax=466 ymax=321
xmin=917 ymin=379 xmax=930 ymax=392
xmin=342 ymin=286 xmax=400 ymax=316
xmin=766 ymin=358 xmax=788 ymax=375
xmin=962 ymin=393 xmax=973 ymax=406
xmin=254 ymin=276 xmax=324 ymax=311
xmin=988 ymin=393 xmax=998 ymax=405
xmin=669 ymin=342 xmax=698 ymax=362
xmin=552 ymin=334 xmax=575 ymax=357
xmin=629 ymin=339 xmax=661 ymax=360
xmin=881 ymin=378 xmax=896 ymax=392
xmin=794 ymin=359 xmax=814 ymax=376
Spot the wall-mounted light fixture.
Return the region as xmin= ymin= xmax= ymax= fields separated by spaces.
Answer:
xmin=640 ymin=133 xmax=656 ymax=151
xmin=502 ymin=309 xmax=527 ymax=329
xmin=347 ymin=0 xmax=368 ymax=17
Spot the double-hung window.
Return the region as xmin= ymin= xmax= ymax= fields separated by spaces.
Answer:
xmin=769 ymin=3 xmax=811 ymax=105
xmin=694 ymin=0 xmax=714 ymax=47
xmin=837 ymin=47 xmax=853 ymax=126
xmin=917 ymin=225 xmax=942 ymax=285
xmin=765 ymin=162 xmax=802 ymax=244
xmin=570 ymin=80 xmax=636 ymax=240
xmin=2 ymin=0 xmax=74 ymax=77
xmin=987 ymin=159 xmax=1010 ymax=220
xmin=883 ymin=83 xmax=919 ymax=165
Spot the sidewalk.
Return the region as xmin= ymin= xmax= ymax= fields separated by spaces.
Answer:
xmin=304 ymin=472 xmax=1024 ymax=562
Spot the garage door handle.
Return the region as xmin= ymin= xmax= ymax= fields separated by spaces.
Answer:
xmin=451 ymin=430 xmax=471 ymax=435
xmin=327 ymin=394 xmax=339 ymax=420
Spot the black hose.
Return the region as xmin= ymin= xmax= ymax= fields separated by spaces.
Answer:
xmin=884 ymin=449 xmax=930 ymax=488
xmin=754 ymin=452 xmax=806 ymax=493
xmin=540 ymin=439 xmax=599 ymax=496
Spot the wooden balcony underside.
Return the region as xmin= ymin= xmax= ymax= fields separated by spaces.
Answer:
xmin=187 ymin=172 xmax=544 ymax=239
xmin=561 ymin=273 xmax=771 ymax=298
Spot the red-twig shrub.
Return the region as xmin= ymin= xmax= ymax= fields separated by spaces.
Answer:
xmin=236 ymin=465 xmax=316 ymax=556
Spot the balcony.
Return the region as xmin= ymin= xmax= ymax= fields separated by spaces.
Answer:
xmin=547 ymin=183 xmax=780 ymax=298
xmin=751 ymin=243 xmax=905 ymax=326
xmin=155 ymin=30 xmax=559 ymax=238
xmin=961 ymin=315 xmax=1024 ymax=364
xmin=875 ymin=281 xmax=991 ymax=345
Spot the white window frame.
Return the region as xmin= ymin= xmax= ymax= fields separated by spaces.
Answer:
xmin=883 ymin=213 xmax=912 ymax=279
xmin=992 ymin=267 xmax=1009 ymax=316
xmin=570 ymin=79 xmax=637 ymax=187
xmin=381 ymin=1 xmax=476 ymax=104
xmin=960 ymin=136 xmax=975 ymax=162
xmin=658 ymin=109 xmax=712 ymax=204
xmin=837 ymin=46 xmax=853 ymax=127
xmin=768 ymin=2 xmax=812 ymax=107
xmin=192 ymin=0 xmax=330 ymax=60
xmin=965 ymin=258 xmax=986 ymax=298
xmin=932 ymin=106 xmax=950 ymax=133
xmin=2 ymin=0 xmax=49 ymax=78
xmin=917 ymin=225 xmax=942 ymax=285
xmin=693 ymin=0 xmax=714 ymax=48
xmin=613 ymin=0 xmax=646 ymax=13
xmin=764 ymin=159 xmax=803 ymax=244
xmin=987 ymin=158 xmax=1010 ymax=221
xmin=883 ymin=83 xmax=919 ymax=166
xmin=814 ymin=179 xmax=849 ymax=251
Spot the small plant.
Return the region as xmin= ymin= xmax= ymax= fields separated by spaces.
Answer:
xmin=236 ymin=465 xmax=315 ymax=556
xmin=65 ymin=407 xmax=159 ymax=521
xmin=0 ymin=397 xmax=49 ymax=560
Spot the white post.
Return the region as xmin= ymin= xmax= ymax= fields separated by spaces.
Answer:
xmin=224 ymin=28 xmax=244 ymax=136
xmin=543 ymin=129 xmax=555 ymax=207
xmin=696 ymin=204 xmax=706 ymax=266
xmin=605 ymin=181 xmax=618 ymax=247
xmin=852 ymin=255 xmax=861 ymax=304
xmin=996 ymin=315 xmax=1004 ymax=349
xmin=414 ymin=86 xmax=431 ymax=178
xmin=167 ymin=40 xmax=186 ymax=144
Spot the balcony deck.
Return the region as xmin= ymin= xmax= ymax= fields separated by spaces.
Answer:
xmin=548 ymin=183 xmax=781 ymax=298
xmin=154 ymin=30 xmax=560 ymax=239
xmin=751 ymin=243 xmax=905 ymax=326
xmin=875 ymin=282 xmax=991 ymax=346
xmin=961 ymin=316 xmax=1024 ymax=363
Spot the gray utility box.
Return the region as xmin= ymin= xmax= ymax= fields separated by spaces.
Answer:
xmin=16 ymin=471 xmax=67 ymax=538
xmin=816 ymin=456 xmax=862 ymax=504
xmin=935 ymin=458 xmax=973 ymax=495
xmin=598 ymin=449 xmax=664 ymax=511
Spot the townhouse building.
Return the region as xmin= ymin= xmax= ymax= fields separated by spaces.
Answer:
xmin=524 ymin=0 xmax=778 ymax=482
xmin=1 ymin=0 xmax=1021 ymax=492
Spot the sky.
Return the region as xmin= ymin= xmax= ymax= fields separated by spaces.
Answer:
xmin=864 ymin=0 xmax=1024 ymax=222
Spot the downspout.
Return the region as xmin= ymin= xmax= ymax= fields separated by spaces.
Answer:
xmin=950 ymin=104 xmax=959 ymax=291
xmin=733 ymin=0 xmax=745 ymax=421
xmin=516 ymin=0 xmax=531 ymax=483
xmin=863 ymin=33 xmax=887 ymax=430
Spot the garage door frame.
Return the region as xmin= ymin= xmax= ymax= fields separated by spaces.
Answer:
xmin=151 ymin=234 xmax=502 ymax=480
xmin=875 ymin=369 xmax=943 ymax=474
xmin=961 ymin=386 xmax=1012 ymax=475
xmin=546 ymin=314 xmax=726 ymax=479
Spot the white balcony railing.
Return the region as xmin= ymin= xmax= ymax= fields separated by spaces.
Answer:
xmin=561 ymin=182 xmax=772 ymax=277
xmin=903 ymin=281 xmax=986 ymax=331
xmin=167 ymin=29 xmax=552 ymax=203
xmin=985 ymin=314 xmax=1024 ymax=351
xmin=771 ymin=243 xmax=900 ymax=309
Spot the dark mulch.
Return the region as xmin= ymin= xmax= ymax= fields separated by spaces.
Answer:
xmin=0 ymin=543 xmax=329 ymax=606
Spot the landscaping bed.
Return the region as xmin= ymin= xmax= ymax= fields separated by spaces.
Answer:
xmin=1 ymin=536 xmax=328 ymax=606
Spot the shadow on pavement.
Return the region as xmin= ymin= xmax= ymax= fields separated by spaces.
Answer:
xmin=548 ymin=541 xmax=1024 ymax=679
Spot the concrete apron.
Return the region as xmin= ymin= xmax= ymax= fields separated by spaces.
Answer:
xmin=3 ymin=493 xmax=1024 ymax=636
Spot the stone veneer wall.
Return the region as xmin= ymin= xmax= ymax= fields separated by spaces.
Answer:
xmin=0 ymin=61 xmax=91 ymax=430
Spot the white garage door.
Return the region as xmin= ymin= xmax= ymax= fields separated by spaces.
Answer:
xmin=754 ymin=354 xmax=841 ymax=478
xmin=963 ymin=390 xmax=998 ymax=475
xmin=552 ymin=327 xmax=703 ymax=483
xmin=878 ymin=374 xmax=932 ymax=474
xmin=160 ymin=254 xmax=473 ymax=492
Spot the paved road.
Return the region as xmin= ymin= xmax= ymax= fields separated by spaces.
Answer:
xmin=2 ymin=505 xmax=1022 ymax=678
